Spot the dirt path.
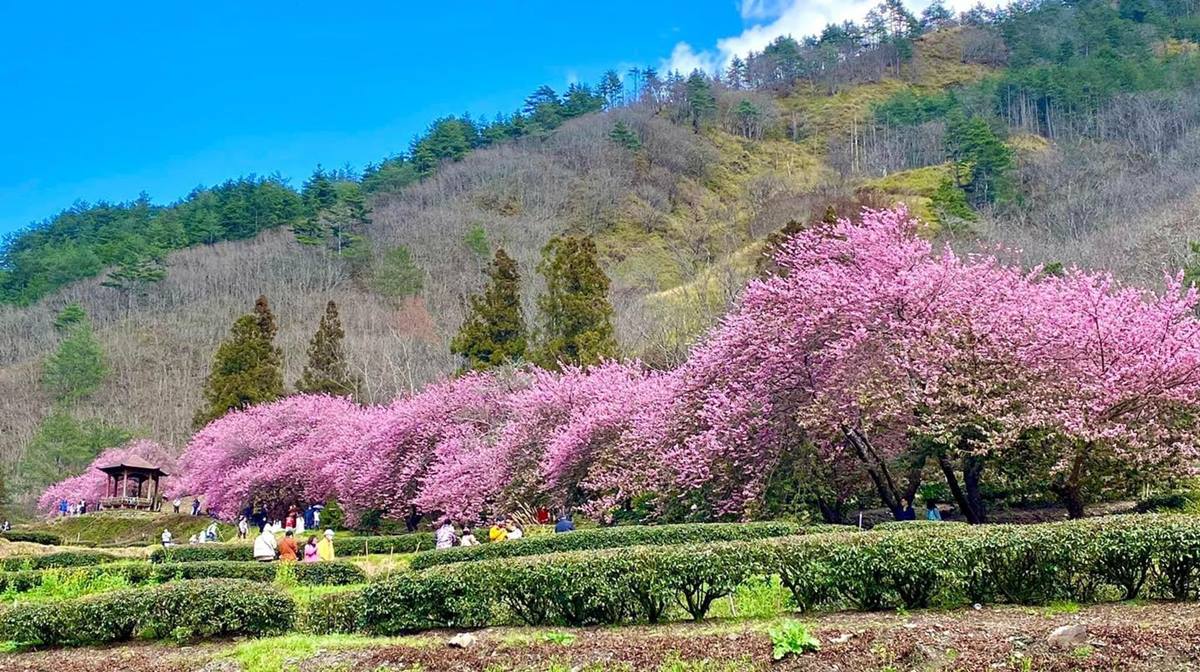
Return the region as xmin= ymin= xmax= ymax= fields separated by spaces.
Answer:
xmin=5 ymin=601 xmax=1200 ymax=671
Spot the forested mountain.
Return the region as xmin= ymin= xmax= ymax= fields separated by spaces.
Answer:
xmin=4 ymin=0 xmax=1200 ymax=508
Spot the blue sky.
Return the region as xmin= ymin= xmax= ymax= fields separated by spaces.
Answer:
xmin=0 ymin=0 xmax=956 ymax=235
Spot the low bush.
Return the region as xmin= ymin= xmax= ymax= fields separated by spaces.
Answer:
xmin=150 ymin=533 xmax=435 ymax=563
xmin=297 ymin=589 xmax=365 ymax=634
xmin=409 ymin=521 xmax=808 ymax=570
xmin=0 ymin=531 xmax=62 ymax=546
xmin=0 ymin=550 xmax=122 ymax=571
xmin=1 ymin=560 xmax=367 ymax=597
xmin=0 ymin=579 xmax=293 ymax=646
xmin=871 ymin=520 xmax=968 ymax=532
xmin=358 ymin=515 xmax=1200 ymax=634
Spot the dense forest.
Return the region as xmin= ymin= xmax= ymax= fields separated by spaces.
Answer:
xmin=4 ymin=0 xmax=1200 ymax=509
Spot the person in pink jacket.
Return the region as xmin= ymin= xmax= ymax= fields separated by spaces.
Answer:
xmin=302 ymin=535 xmax=320 ymax=562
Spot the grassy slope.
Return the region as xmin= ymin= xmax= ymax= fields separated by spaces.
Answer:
xmin=16 ymin=511 xmax=235 ymax=547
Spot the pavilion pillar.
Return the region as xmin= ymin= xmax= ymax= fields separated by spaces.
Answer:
xmin=122 ymin=469 xmax=128 ymax=498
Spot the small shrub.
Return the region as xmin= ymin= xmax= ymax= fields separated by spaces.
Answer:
xmin=297 ymin=588 xmax=365 ymax=634
xmin=0 ymin=531 xmax=62 ymax=545
xmin=0 ymin=550 xmax=121 ymax=571
xmin=0 ymin=579 xmax=293 ymax=646
xmin=769 ymin=620 xmax=820 ymax=659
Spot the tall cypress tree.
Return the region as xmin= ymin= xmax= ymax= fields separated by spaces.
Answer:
xmin=534 ymin=236 xmax=617 ymax=369
xmin=194 ymin=295 xmax=284 ymax=427
xmin=297 ymin=300 xmax=362 ymax=398
xmin=451 ymin=248 xmax=527 ymax=371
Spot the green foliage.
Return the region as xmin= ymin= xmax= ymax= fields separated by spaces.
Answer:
xmin=194 ymin=295 xmax=284 ymax=428
xmin=0 ymin=550 xmax=121 ymax=571
xmin=534 ymin=236 xmax=617 ymax=369
xmin=41 ymin=313 xmax=108 ymax=403
xmin=1183 ymin=241 xmax=1200 ymax=288
xmin=296 ymin=301 xmax=362 ymax=398
xmin=150 ymin=533 xmax=436 ymax=563
xmin=451 ymin=248 xmax=527 ymax=371
xmin=358 ymin=515 xmax=1200 ymax=635
xmin=464 ymin=224 xmax=490 ymax=258
xmin=52 ymin=303 xmax=87 ymax=333
xmin=0 ymin=579 xmax=293 ymax=646
xmin=609 ymin=120 xmax=642 ymax=150
xmin=0 ymin=530 xmax=61 ymax=545
xmin=101 ymin=256 xmax=166 ymax=293
xmin=930 ymin=177 xmax=977 ymax=231
xmin=294 ymin=168 xmax=370 ymax=258
xmin=945 ymin=110 xmax=1014 ymax=205
xmin=769 ymin=620 xmax=821 ymax=659
xmin=1 ymin=179 xmax=303 ymax=305
xmin=296 ymin=589 xmax=366 ymax=635
xmin=685 ymin=72 xmax=717 ymax=132
xmin=17 ymin=411 xmax=132 ymax=494
xmin=408 ymin=521 xmax=807 ymax=570
xmin=371 ymin=245 xmax=424 ymax=300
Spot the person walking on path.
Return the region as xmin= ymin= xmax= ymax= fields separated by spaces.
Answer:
xmin=191 ymin=498 xmax=201 ymax=516
xmin=302 ymin=535 xmax=320 ymax=562
xmin=237 ymin=516 xmax=249 ymax=540
xmin=161 ymin=528 xmax=173 ymax=547
xmin=317 ymin=529 xmax=336 ymax=561
xmin=278 ymin=529 xmax=299 ymax=561
xmin=253 ymin=527 xmax=278 ymax=562
xmin=173 ymin=498 xmax=181 ymax=514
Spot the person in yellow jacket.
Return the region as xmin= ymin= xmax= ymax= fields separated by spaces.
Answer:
xmin=489 ymin=519 xmax=508 ymax=542
xmin=317 ymin=528 xmax=336 ymax=561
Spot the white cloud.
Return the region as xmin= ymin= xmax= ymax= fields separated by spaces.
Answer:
xmin=665 ymin=0 xmax=997 ymax=75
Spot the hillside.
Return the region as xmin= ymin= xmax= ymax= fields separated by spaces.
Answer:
xmin=5 ymin=0 xmax=1200 ymax=509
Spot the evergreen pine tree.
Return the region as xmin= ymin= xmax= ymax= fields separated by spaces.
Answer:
xmin=451 ymin=248 xmax=527 ymax=371
xmin=42 ymin=309 xmax=108 ymax=403
xmin=297 ymin=300 xmax=362 ymax=398
xmin=194 ymin=295 xmax=284 ymax=427
xmin=609 ymin=121 xmax=641 ymax=150
xmin=534 ymin=236 xmax=617 ymax=369
xmin=685 ymin=71 xmax=717 ymax=133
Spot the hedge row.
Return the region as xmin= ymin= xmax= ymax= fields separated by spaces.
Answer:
xmin=0 ymin=559 xmax=366 ymax=594
xmin=150 ymin=532 xmax=436 ymax=563
xmin=0 ymin=579 xmax=292 ymax=646
xmin=0 ymin=550 xmax=121 ymax=572
xmin=408 ymin=521 xmax=811 ymax=570
xmin=348 ymin=515 xmax=1200 ymax=633
xmin=0 ymin=531 xmax=63 ymax=546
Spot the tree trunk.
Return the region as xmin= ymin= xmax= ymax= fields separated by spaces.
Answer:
xmin=843 ymin=427 xmax=924 ymax=518
xmin=938 ymin=453 xmax=987 ymax=524
xmin=816 ymin=498 xmax=845 ymax=525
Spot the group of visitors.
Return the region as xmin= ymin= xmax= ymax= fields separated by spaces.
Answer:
xmin=169 ymin=497 xmax=202 ymax=516
xmin=432 ymin=512 xmax=576 ymax=550
xmin=236 ymin=503 xmax=322 ymax=539
xmin=57 ymin=498 xmax=88 ymax=517
xmin=894 ymin=497 xmax=945 ymax=521
xmin=254 ymin=527 xmax=336 ymax=563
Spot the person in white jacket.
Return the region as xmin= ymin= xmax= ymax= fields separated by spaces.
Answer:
xmin=253 ymin=528 xmax=278 ymax=562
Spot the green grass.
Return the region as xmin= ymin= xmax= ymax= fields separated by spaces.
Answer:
xmin=16 ymin=511 xmax=235 ymax=547
xmin=0 ymin=567 xmax=135 ymax=603
xmin=222 ymin=634 xmax=433 ymax=672
xmin=350 ymin=552 xmax=413 ymax=578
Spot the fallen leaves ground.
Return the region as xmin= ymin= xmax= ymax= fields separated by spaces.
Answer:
xmin=5 ymin=601 xmax=1200 ymax=671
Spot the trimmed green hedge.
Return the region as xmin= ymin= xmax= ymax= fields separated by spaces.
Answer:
xmin=0 ymin=560 xmax=366 ymax=595
xmin=408 ymin=521 xmax=810 ymax=570
xmin=0 ymin=550 xmax=121 ymax=572
xmin=355 ymin=515 xmax=1200 ymax=633
xmin=150 ymin=533 xmax=436 ymax=563
xmin=0 ymin=579 xmax=293 ymax=646
xmin=0 ymin=531 xmax=63 ymax=546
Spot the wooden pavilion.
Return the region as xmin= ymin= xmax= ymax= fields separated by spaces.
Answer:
xmin=98 ymin=456 xmax=168 ymax=511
